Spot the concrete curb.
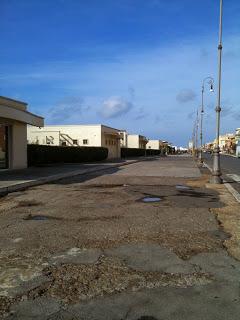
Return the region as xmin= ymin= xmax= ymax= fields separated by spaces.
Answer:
xmin=203 ymin=162 xmax=240 ymax=204
xmin=0 ymin=157 xmax=157 ymax=196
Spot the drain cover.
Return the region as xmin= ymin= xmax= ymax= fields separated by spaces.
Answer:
xmin=142 ymin=197 xmax=162 ymax=203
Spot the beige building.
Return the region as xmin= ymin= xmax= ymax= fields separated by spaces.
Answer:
xmin=120 ymin=130 xmax=128 ymax=148
xmin=146 ymin=140 xmax=162 ymax=150
xmin=27 ymin=124 xmax=122 ymax=159
xmin=127 ymin=134 xmax=148 ymax=149
xmin=214 ymin=133 xmax=235 ymax=152
xmin=236 ymin=128 xmax=240 ymax=157
xmin=0 ymin=96 xmax=44 ymax=169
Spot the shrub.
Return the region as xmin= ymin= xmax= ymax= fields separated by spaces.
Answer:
xmin=27 ymin=144 xmax=108 ymax=166
xmin=121 ymin=148 xmax=146 ymax=158
xmin=146 ymin=149 xmax=162 ymax=156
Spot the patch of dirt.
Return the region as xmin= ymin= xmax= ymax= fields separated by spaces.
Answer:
xmin=187 ymin=174 xmax=210 ymax=188
xmin=209 ymin=184 xmax=240 ymax=261
xmin=0 ymin=296 xmax=16 ymax=318
xmin=149 ymin=231 xmax=224 ymax=260
xmin=27 ymin=257 xmax=212 ymax=304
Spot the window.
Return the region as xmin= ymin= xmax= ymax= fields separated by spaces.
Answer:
xmin=73 ymin=139 xmax=78 ymax=145
xmin=61 ymin=141 xmax=67 ymax=146
xmin=83 ymin=139 xmax=88 ymax=145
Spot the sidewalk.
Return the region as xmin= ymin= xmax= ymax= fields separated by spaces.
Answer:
xmin=0 ymin=158 xmax=143 ymax=195
xmin=1 ymin=155 xmax=240 ymax=319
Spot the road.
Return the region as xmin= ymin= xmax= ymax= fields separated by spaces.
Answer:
xmin=203 ymin=153 xmax=240 ymax=194
xmin=0 ymin=155 xmax=240 ymax=319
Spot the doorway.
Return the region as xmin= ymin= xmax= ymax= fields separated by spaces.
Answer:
xmin=0 ymin=125 xmax=8 ymax=169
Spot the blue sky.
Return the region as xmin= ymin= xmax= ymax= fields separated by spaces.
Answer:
xmin=1 ymin=0 xmax=239 ymax=146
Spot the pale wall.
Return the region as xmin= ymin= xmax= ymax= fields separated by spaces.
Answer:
xmin=28 ymin=129 xmax=60 ymax=145
xmin=127 ymin=135 xmax=139 ymax=148
xmin=10 ymin=122 xmax=27 ymax=169
xmin=28 ymin=125 xmax=102 ymax=147
xmin=28 ymin=125 xmax=121 ymax=159
xmin=147 ymin=140 xmax=160 ymax=149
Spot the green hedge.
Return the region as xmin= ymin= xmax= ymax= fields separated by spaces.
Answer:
xmin=121 ymin=148 xmax=164 ymax=158
xmin=146 ymin=149 xmax=162 ymax=156
xmin=121 ymin=148 xmax=146 ymax=158
xmin=27 ymin=144 xmax=108 ymax=166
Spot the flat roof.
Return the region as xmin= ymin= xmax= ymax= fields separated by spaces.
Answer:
xmin=43 ymin=124 xmax=121 ymax=131
xmin=0 ymin=96 xmax=27 ymax=106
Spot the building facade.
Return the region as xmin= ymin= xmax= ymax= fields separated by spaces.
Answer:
xmin=146 ymin=140 xmax=162 ymax=150
xmin=27 ymin=124 xmax=122 ymax=159
xmin=0 ymin=96 xmax=44 ymax=169
xmin=127 ymin=134 xmax=148 ymax=149
xmin=235 ymin=128 xmax=240 ymax=157
xmin=120 ymin=130 xmax=128 ymax=148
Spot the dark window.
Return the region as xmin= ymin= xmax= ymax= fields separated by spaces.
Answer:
xmin=83 ymin=139 xmax=88 ymax=145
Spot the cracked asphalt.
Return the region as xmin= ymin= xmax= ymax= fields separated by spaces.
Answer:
xmin=0 ymin=155 xmax=240 ymax=319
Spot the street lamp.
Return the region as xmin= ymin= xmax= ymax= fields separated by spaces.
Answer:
xmin=191 ymin=108 xmax=201 ymax=157
xmin=211 ymin=0 xmax=223 ymax=184
xmin=199 ymin=77 xmax=214 ymax=164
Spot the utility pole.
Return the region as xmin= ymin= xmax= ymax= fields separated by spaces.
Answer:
xmin=199 ymin=77 xmax=214 ymax=164
xmin=211 ymin=0 xmax=223 ymax=184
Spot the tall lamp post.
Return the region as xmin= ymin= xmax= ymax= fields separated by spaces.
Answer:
xmin=195 ymin=109 xmax=199 ymax=157
xmin=212 ymin=0 xmax=223 ymax=184
xmin=199 ymin=77 xmax=214 ymax=164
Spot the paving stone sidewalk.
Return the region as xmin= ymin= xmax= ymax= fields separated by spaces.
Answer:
xmin=0 ymin=155 xmax=240 ymax=320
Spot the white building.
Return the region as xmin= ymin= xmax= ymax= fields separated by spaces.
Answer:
xmin=236 ymin=128 xmax=240 ymax=158
xmin=0 ymin=96 xmax=43 ymax=169
xmin=27 ymin=124 xmax=122 ymax=159
xmin=146 ymin=140 xmax=162 ymax=150
xmin=120 ymin=130 xmax=128 ymax=148
xmin=127 ymin=134 xmax=148 ymax=149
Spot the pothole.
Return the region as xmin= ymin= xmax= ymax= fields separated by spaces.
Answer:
xmin=17 ymin=200 xmax=42 ymax=207
xmin=176 ymin=185 xmax=190 ymax=190
xmin=141 ymin=197 xmax=162 ymax=203
xmin=24 ymin=214 xmax=61 ymax=221
xmin=137 ymin=317 xmax=158 ymax=320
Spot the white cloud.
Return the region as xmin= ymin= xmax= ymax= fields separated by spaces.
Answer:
xmin=100 ymin=96 xmax=133 ymax=119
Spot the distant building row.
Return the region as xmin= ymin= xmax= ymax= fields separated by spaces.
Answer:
xmin=204 ymin=129 xmax=240 ymax=157
xmin=27 ymin=125 xmax=168 ymax=159
xmin=0 ymin=96 xmax=170 ymax=170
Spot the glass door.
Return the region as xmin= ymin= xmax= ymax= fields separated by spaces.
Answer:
xmin=0 ymin=125 xmax=8 ymax=169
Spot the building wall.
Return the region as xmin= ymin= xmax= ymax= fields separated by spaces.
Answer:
xmin=101 ymin=125 xmax=121 ymax=159
xmin=0 ymin=96 xmax=44 ymax=170
xmin=28 ymin=125 xmax=102 ymax=147
xmin=28 ymin=129 xmax=60 ymax=146
xmin=146 ymin=140 xmax=159 ymax=149
xmin=120 ymin=131 xmax=128 ymax=147
xmin=127 ymin=135 xmax=139 ymax=148
xmin=10 ymin=122 xmax=27 ymax=169
xmin=28 ymin=125 xmax=121 ymax=159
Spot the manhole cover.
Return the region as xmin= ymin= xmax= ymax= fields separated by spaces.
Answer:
xmin=142 ymin=197 xmax=162 ymax=203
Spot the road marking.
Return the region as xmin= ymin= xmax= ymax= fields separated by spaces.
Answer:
xmin=203 ymin=162 xmax=240 ymax=204
xmin=226 ymin=174 xmax=240 ymax=183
